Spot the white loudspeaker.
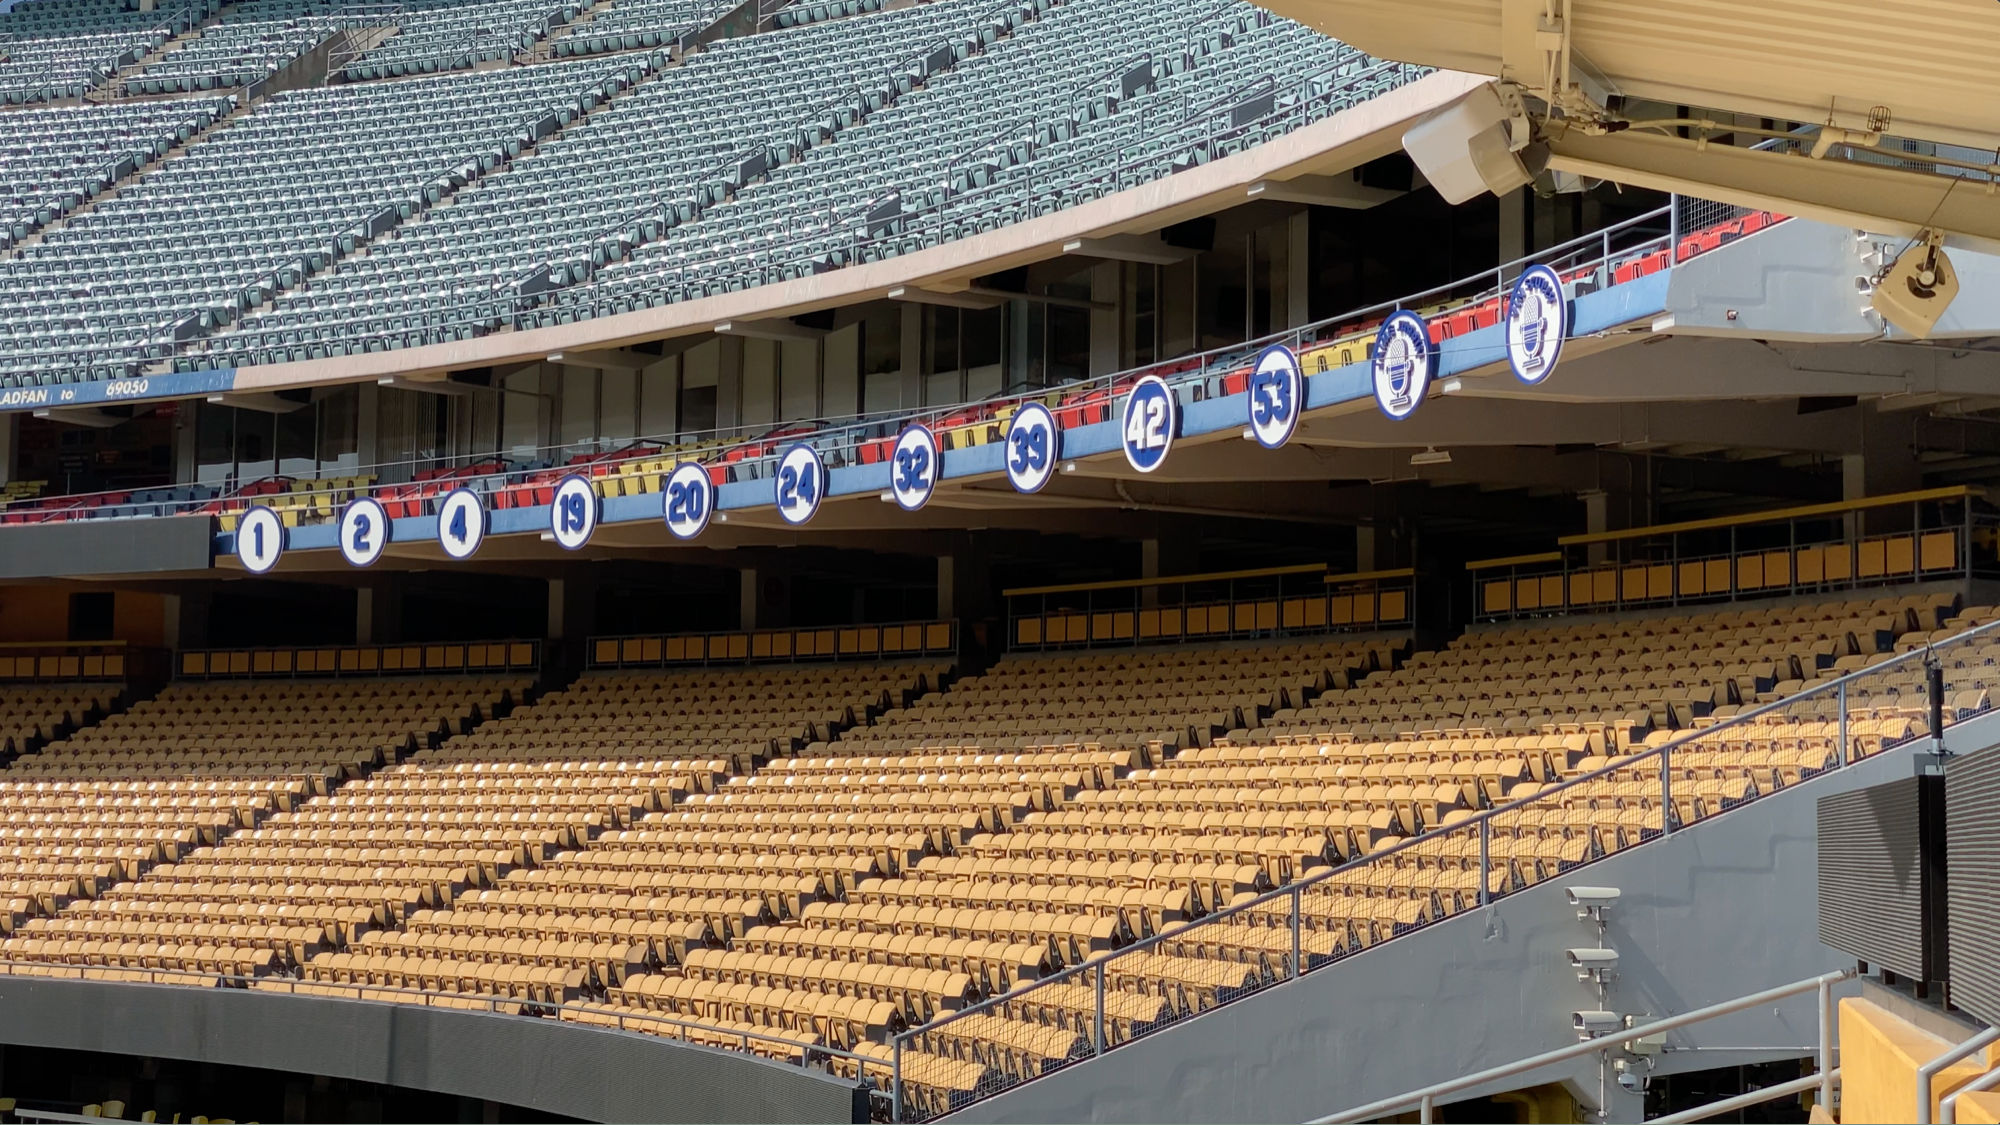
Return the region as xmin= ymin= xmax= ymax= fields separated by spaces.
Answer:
xmin=1870 ymin=236 xmax=1959 ymax=338
xmin=1402 ymin=83 xmax=1547 ymax=205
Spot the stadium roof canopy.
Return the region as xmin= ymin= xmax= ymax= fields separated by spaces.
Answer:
xmin=1257 ymin=0 xmax=2000 ymax=248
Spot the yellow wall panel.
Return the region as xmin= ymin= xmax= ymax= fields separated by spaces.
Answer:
xmin=1838 ymin=998 xmax=1994 ymax=1125
xmin=1885 ymin=535 xmax=1915 ymax=575
xmin=1920 ymin=531 xmax=1955 ymax=572
xmin=1678 ymin=561 xmax=1706 ymax=597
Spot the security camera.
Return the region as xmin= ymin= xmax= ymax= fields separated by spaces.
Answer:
xmin=1617 ymin=1068 xmax=1648 ymax=1094
xmin=1574 ymin=1010 xmax=1623 ymax=1038
xmin=1567 ymin=947 xmax=1619 ymax=979
xmin=1568 ymin=886 xmax=1619 ymax=924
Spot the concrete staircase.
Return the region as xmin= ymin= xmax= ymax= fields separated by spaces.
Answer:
xmin=90 ymin=2 xmax=235 ymax=102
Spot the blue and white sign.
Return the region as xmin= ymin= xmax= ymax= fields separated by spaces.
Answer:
xmin=338 ymin=496 xmax=390 ymax=568
xmin=436 ymin=487 xmax=486 ymax=560
xmin=1506 ymin=263 xmax=1567 ymax=385
xmin=889 ymin=424 xmax=939 ymax=511
xmin=774 ymin=443 xmax=825 ymax=525
xmin=549 ymin=474 xmax=599 ymax=551
xmin=0 ymin=366 xmax=237 ymax=414
xmin=663 ymin=462 xmax=713 ymax=540
xmin=1121 ymin=375 xmax=1176 ymax=473
xmin=1247 ymin=343 xmax=1303 ymax=449
xmin=1371 ymin=310 xmax=1434 ymax=421
xmin=234 ymin=505 xmax=284 ymax=573
xmin=1004 ymin=401 xmax=1058 ymax=494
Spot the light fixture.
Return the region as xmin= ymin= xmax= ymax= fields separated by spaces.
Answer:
xmin=1869 ymin=230 xmax=1958 ymax=338
xmin=1410 ymin=447 xmax=1452 ymax=466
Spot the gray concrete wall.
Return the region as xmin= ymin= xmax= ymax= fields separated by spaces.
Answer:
xmin=944 ymin=712 xmax=2000 ymax=1124
xmin=0 ymin=976 xmax=864 ymax=1123
xmin=0 ymin=515 xmax=213 ymax=578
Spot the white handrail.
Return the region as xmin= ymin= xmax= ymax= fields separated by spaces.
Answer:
xmin=1652 ymin=1069 xmax=1836 ymax=1125
xmin=1305 ymin=970 xmax=1853 ymax=1124
xmin=1942 ymin=1056 xmax=2000 ymax=1125
xmin=1919 ymin=1026 xmax=2000 ymax=1124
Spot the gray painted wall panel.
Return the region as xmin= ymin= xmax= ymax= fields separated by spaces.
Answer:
xmin=0 ymin=976 xmax=862 ymax=1123
xmin=1947 ymin=743 xmax=2000 ymax=1024
xmin=0 ymin=517 xmax=212 ymax=578
xmin=1664 ymin=219 xmax=1880 ymax=341
xmin=1662 ymin=217 xmax=2000 ymax=343
xmin=1817 ymin=777 xmax=1929 ymax=979
xmin=945 ymin=714 xmax=2000 ymax=1125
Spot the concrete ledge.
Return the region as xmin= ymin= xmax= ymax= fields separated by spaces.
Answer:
xmin=0 ymin=975 xmax=865 ymax=1124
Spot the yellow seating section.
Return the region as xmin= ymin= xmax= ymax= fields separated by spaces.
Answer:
xmin=0 ymin=594 xmax=1996 ymax=1113
xmin=0 ymin=675 xmax=528 ymax=979
xmin=844 ymin=639 xmax=1396 ymax=753
xmin=248 ymin=663 xmax=944 ymax=1023
xmin=0 ymin=683 xmax=117 ymax=752
xmin=0 ymin=479 xmax=45 ymax=504
xmin=1276 ymin=593 xmax=1958 ymax=742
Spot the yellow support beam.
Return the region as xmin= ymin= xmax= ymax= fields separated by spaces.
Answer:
xmin=1464 ymin=551 xmax=1564 ymax=572
xmin=1558 ymin=486 xmax=1976 ymax=547
xmin=1321 ymin=567 xmax=1417 ymax=584
xmin=1003 ymin=562 xmax=1328 ymax=598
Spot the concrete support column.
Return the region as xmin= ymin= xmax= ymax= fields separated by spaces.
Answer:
xmin=1089 ymin=261 xmax=1120 ymax=377
xmin=1284 ymin=210 xmax=1311 ymax=330
xmin=899 ymin=302 xmax=925 ymax=408
xmin=1498 ymin=187 xmax=1528 ymax=264
xmin=1140 ymin=535 xmax=1196 ymax=608
xmin=0 ymin=412 xmax=17 ymax=485
xmin=163 ymin=591 xmax=211 ymax=654
xmin=1354 ymin=525 xmax=1380 ymax=572
xmin=1843 ymin=410 xmax=1921 ymax=535
xmin=355 ymin=584 xmax=402 ymax=645
xmin=356 ymin=382 xmax=380 ymax=468
xmin=936 ymin=545 xmax=991 ymax=622
xmin=739 ymin=568 xmax=792 ymax=630
xmin=1581 ymin=490 xmax=1623 ymax=567
xmin=546 ymin=575 xmax=597 ymax=676
xmin=714 ymin=334 xmax=745 ymax=431
xmin=937 ymin=553 xmax=957 ymax=621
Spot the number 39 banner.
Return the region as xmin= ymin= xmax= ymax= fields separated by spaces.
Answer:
xmin=1005 ymin=402 xmax=1058 ymax=494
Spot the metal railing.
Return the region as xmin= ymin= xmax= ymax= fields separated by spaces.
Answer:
xmin=6 ymin=195 xmax=1745 ymax=529
xmin=879 ymin=613 xmax=2000 ymax=1119
xmin=324 ymin=2 xmax=409 ymax=74
xmin=1918 ymin=1026 xmax=2000 ymax=1125
xmin=1005 ymin=565 xmax=1416 ymax=651
xmin=0 ymin=959 xmax=896 ymax=1093
xmin=1313 ymin=969 xmax=1851 ymax=1123
xmin=1470 ymin=491 xmax=2000 ymax=622
xmin=177 ymin=637 xmax=540 ymax=679
xmin=590 ymin=618 xmax=955 ymax=667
